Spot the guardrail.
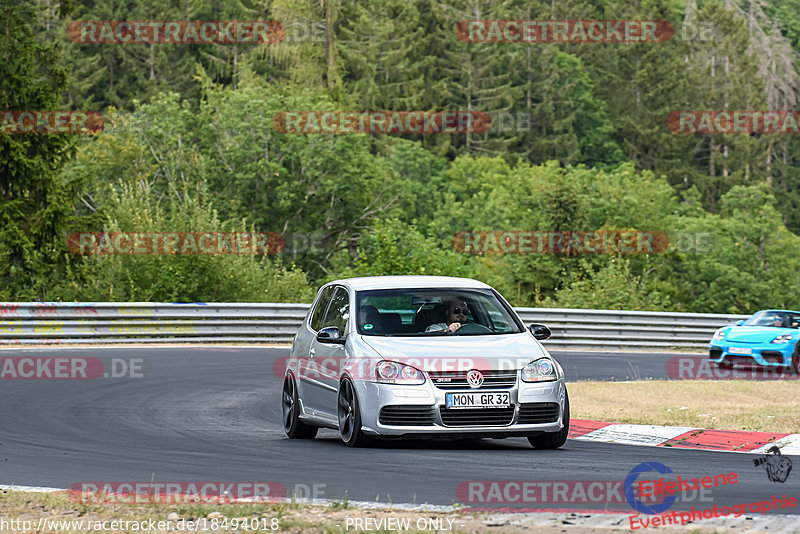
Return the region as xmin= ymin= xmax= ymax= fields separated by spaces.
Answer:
xmin=0 ymin=302 xmax=747 ymax=350
xmin=515 ymin=307 xmax=747 ymax=350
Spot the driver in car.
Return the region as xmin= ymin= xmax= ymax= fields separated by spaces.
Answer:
xmin=426 ymin=300 xmax=468 ymax=333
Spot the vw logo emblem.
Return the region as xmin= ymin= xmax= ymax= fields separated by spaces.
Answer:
xmin=466 ymin=370 xmax=484 ymax=388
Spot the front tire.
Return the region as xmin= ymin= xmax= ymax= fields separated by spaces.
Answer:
xmin=528 ymin=390 xmax=570 ymax=450
xmin=282 ymin=375 xmax=318 ymax=439
xmin=337 ymin=378 xmax=372 ymax=447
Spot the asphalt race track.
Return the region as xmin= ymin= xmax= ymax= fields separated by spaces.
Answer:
xmin=1 ymin=346 xmax=797 ymax=513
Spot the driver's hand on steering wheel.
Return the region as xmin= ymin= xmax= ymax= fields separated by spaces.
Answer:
xmin=447 ymin=322 xmax=461 ymax=333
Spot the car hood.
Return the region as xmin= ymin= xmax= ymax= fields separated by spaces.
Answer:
xmin=360 ymin=333 xmax=549 ymax=371
xmin=724 ymin=326 xmax=796 ymax=343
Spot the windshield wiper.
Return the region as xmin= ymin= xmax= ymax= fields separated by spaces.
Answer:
xmin=453 ymin=331 xmax=516 ymax=336
xmin=379 ymin=331 xmax=453 ymax=337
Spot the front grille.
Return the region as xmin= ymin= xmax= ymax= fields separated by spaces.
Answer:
xmin=518 ymin=403 xmax=560 ymax=424
xmin=428 ymin=370 xmax=517 ymax=390
xmin=724 ymin=355 xmax=756 ymax=366
xmin=761 ymin=351 xmax=784 ymax=363
xmin=439 ymin=406 xmax=515 ymax=426
xmin=379 ymin=405 xmax=435 ymax=426
xmin=709 ymin=348 xmax=722 ymax=359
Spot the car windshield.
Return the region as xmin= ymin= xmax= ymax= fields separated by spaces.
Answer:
xmin=355 ymin=288 xmax=523 ymax=336
xmin=743 ymin=311 xmax=799 ymax=328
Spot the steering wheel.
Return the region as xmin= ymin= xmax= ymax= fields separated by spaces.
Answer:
xmin=453 ymin=322 xmax=492 ymax=334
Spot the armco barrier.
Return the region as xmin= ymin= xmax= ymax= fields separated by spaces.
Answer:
xmin=0 ymin=303 xmax=747 ymax=350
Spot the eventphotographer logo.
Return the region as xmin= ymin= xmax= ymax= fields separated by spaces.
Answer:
xmin=754 ymin=447 xmax=793 ymax=483
xmin=625 ymin=463 xmax=677 ymax=515
xmin=626 ymin=462 xmax=738 ymax=517
xmin=629 ymin=495 xmax=797 ymax=529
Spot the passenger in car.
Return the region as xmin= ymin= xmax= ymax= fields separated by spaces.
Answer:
xmin=425 ymin=300 xmax=469 ymax=333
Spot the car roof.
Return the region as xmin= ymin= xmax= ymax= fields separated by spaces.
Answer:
xmin=755 ymin=309 xmax=800 ymax=314
xmin=330 ymin=275 xmax=492 ymax=291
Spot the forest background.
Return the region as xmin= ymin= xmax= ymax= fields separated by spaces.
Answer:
xmin=3 ymin=0 xmax=800 ymax=313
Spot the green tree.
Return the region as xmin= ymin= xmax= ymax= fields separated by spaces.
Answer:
xmin=543 ymin=258 xmax=672 ymax=311
xmin=0 ymin=0 xmax=79 ymax=299
xmin=662 ymin=184 xmax=800 ymax=312
xmin=55 ymin=108 xmax=313 ymax=302
xmin=329 ymin=218 xmax=472 ymax=279
xmin=192 ymin=69 xmax=412 ymax=279
xmin=337 ymin=0 xmax=432 ymax=110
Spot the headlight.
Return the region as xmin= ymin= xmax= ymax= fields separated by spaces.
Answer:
xmin=771 ymin=334 xmax=793 ymax=344
xmin=712 ymin=329 xmax=726 ymax=341
xmin=521 ymin=357 xmax=557 ymax=383
xmin=375 ymin=361 xmax=425 ymax=385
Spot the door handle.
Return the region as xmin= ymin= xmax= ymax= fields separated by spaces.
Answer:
xmin=309 ymin=348 xmax=315 ymax=358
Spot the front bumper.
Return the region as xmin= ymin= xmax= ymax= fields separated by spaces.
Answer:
xmin=708 ymin=342 xmax=793 ymax=367
xmin=353 ymin=375 xmax=566 ymax=437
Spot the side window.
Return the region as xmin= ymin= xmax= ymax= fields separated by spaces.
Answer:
xmin=309 ymin=286 xmax=335 ymax=331
xmin=322 ymin=287 xmax=350 ymax=333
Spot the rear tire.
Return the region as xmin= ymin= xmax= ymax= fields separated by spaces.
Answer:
xmin=528 ymin=390 xmax=570 ymax=450
xmin=792 ymin=345 xmax=800 ymax=375
xmin=338 ymin=378 xmax=372 ymax=447
xmin=282 ymin=375 xmax=318 ymax=439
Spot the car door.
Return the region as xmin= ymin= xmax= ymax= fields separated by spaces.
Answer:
xmin=296 ymin=285 xmax=335 ymax=415
xmin=311 ymin=286 xmax=351 ymax=417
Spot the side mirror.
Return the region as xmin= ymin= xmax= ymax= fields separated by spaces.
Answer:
xmin=735 ymin=320 xmax=744 ymax=326
xmin=528 ymin=323 xmax=551 ymax=341
xmin=317 ymin=326 xmax=346 ymax=344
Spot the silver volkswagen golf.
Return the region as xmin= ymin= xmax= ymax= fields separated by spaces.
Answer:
xmin=281 ymin=276 xmax=569 ymax=448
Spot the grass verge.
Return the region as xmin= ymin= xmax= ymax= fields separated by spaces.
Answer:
xmin=569 ymin=380 xmax=800 ymax=433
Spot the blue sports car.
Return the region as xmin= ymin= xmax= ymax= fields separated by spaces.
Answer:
xmin=709 ymin=309 xmax=800 ymax=374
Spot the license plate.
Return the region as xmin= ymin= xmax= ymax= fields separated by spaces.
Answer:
xmin=728 ymin=346 xmax=752 ymax=355
xmin=446 ymin=392 xmax=510 ymax=409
